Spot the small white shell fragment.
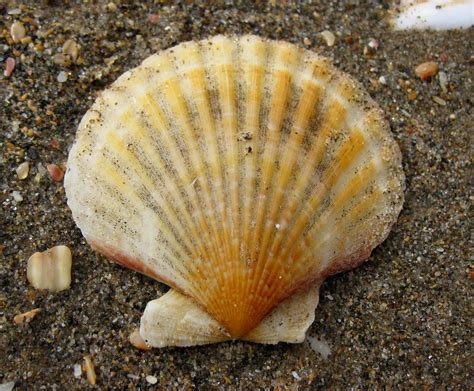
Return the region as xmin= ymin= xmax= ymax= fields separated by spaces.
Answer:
xmin=73 ymin=364 xmax=82 ymax=378
xmin=378 ymin=76 xmax=387 ymax=85
xmin=129 ymin=328 xmax=151 ymax=350
xmin=57 ymin=71 xmax=68 ymax=83
xmin=13 ymin=308 xmax=41 ymax=324
xmin=145 ymin=375 xmax=158 ymax=385
xmin=393 ymin=0 xmax=474 ymax=30
xmin=439 ymin=71 xmax=448 ymax=93
xmin=11 ymin=191 xmax=23 ymax=202
xmin=433 ymin=96 xmax=447 ymax=106
xmin=368 ymin=38 xmax=379 ymax=50
xmin=7 ymin=8 xmax=21 ymax=15
xmin=10 ymin=21 xmax=26 ymax=42
xmin=27 ymin=245 xmax=72 ymax=292
xmin=107 ymin=2 xmax=118 ymax=12
xmin=83 ymin=355 xmax=96 ymax=385
xmin=62 ymin=39 xmax=80 ymax=62
xmin=307 ymin=335 xmax=332 ymax=359
xmin=16 ymin=161 xmax=29 ymax=180
xmin=0 ymin=381 xmax=16 ymax=391
xmin=319 ymin=30 xmax=336 ymax=46
xmin=34 ymin=163 xmax=47 ymax=184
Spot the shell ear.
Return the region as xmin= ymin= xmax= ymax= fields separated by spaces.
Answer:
xmin=139 ymin=290 xmax=231 ymax=347
xmin=139 ymin=283 xmax=321 ymax=348
xmin=243 ymin=283 xmax=321 ymax=344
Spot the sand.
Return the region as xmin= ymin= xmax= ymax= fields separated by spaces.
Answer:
xmin=1 ymin=1 xmax=472 ymax=388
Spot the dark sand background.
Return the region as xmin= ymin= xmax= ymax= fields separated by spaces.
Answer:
xmin=1 ymin=1 xmax=472 ymax=389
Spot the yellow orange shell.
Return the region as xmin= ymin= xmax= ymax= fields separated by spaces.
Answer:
xmin=64 ymin=35 xmax=404 ymax=344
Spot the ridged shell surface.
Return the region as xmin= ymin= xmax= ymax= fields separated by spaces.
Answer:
xmin=65 ymin=35 xmax=404 ymax=339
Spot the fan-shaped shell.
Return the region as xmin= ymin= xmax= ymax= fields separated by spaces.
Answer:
xmin=65 ymin=35 xmax=404 ymax=342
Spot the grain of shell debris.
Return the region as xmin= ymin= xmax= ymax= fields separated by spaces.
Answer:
xmin=27 ymin=245 xmax=72 ymax=291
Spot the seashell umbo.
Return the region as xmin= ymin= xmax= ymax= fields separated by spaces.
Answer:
xmin=64 ymin=35 xmax=404 ymax=347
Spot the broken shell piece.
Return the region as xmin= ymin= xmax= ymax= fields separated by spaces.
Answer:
xmin=27 ymin=245 xmax=72 ymax=292
xmin=13 ymin=308 xmax=41 ymax=324
xmin=319 ymin=30 xmax=336 ymax=46
xmin=307 ymin=335 xmax=332 ymax=359
xmin=46 ymin=163 xmax=64 ymax=182
xmin=129 ymin=328 xmax=151 ymax=350
xmin=62 ymin=39 xmax=80 ymax=62
xmin=83 ymin=355 xmax=96 ymax=385
xmin=10 ymin=21 xmax=26 ymax=43
xmin=4 ymin=57 xmax=15 ymax=77
xmin=65 ymin=35 xmax=405 ymax=347
xmin=73 ymin=364 xmax=82 ymax=378
xmin=438 ymin=71 xmax=448 ymax=93
xmin=145 ymin=375 xmax=158 ymax=385
xmin=0 ymin=381 xmax=16 ymax=391
xmin=415 ymin=61 xmax=438 ymax=81
xmin=393 ymin=0 xmax=474 ymax=31
xmin=16 ymin=162 xmax=29 ymax=180
xmin=11 ymin=191 xmax=23 ymax=202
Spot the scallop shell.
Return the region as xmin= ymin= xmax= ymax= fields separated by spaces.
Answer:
xmin=64 ymin=35 xmax=404 ymax=346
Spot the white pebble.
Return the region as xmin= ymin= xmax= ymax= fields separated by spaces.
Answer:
xmin=307 ymin=335 xmax=332 ymax=359
xmin=57 ymin=71 xmax=68 ymax=83
xmin=73 ymin=364 xmax=82 ymax=378
xmin=7 ymin=8 xmax=21 ymax=15
xmin=368 ymin=38 xmax=379 ymax=49
xmin=378 ymin=76 xmax=387 ymax=85
xmin=433 ymin=96 xmax=446 ymax=106
xmin=291 ymin=371 xmax=301 ymax=380
xmin=319 ymin=30 xmax=336 ymax=47
xmin=146 ymin=375 xmax=158 ymax=384
xmin=12 ymin=191 xmax=23 ymax=202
